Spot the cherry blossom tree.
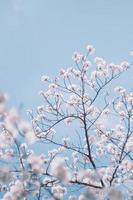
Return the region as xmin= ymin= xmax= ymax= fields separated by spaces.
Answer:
xmin=0 ymin=45 xmax=133 ymax=200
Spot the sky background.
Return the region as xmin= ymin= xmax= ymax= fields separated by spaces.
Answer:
xmin=0 ymin=0 xmax=133 ymax=114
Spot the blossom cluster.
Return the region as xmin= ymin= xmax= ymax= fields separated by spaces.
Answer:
xmin=0 ymin=45 xmax=133 ymax=200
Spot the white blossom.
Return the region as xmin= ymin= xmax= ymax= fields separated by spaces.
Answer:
xmin=41 ymin=75 xmax=49 ymax=81
xmin=51 ymin=157 xmax=70 ymax=183
xmin=86 ymin=45 xmax=95 ymax=55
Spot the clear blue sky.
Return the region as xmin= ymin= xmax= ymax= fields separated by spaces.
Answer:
xmin=0 ymin=0 xmax=133 ymax=111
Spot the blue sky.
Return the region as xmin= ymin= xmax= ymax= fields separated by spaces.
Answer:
xmin=0 ymin=0 xmax=133 ymax=112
